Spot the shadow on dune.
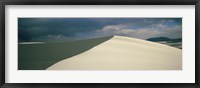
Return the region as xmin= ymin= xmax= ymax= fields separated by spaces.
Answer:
xmin=18 ymin=36 xmax=113 ymax=70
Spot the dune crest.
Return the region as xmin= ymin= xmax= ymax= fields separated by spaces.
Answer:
xmin=47 ymin=36 xmax=182 ymax=70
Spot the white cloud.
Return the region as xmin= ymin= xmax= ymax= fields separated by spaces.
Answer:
xmin=151 ymin=23 xmax=167 ymax=29
xmin=32 ymin=20 xmax=182 ymax=42
xmin=78 ymin=23 xmax=182 ymax=39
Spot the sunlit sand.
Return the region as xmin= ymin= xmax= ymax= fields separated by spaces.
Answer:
xmin=47 ymin=36 xmax=182 ymax=70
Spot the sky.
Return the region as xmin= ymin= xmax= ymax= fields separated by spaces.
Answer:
xmin=18 ymin=18 xmax=182 ymax=42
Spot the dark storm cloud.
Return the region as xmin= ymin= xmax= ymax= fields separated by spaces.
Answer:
xmin=18 ymin=18 xmax=105 ymax=41
xmin=18 ymin=18 xmax=182 ymax=42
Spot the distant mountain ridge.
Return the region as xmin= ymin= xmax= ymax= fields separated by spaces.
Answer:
xmin=146 ymin=37 xmax=182 ymax=43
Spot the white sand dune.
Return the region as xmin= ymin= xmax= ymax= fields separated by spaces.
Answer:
xmin=47 ymin=36 xmax=182 ymax=70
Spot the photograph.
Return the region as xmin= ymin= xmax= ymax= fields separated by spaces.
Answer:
xmin=18 ymin=18 xmax=182 ymax=70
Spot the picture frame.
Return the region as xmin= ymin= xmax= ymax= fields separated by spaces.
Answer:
xmin=0 ymin=0 xmax=199 ymax=88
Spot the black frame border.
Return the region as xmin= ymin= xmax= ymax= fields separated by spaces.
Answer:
xmin=0 ymin=0 xmax=200 ymax=88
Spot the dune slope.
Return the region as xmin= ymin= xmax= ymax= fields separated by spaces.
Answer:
xmin=18 ymin=36 xmax=113 ymax=70
xmin=47 ymin=36 xmax=182 ymax=70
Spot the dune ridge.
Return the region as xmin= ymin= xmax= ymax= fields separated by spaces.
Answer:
xmin=47 ymin=36 xmax=182 ymax=70
xmin=18 ymin=36 xmax=113 ymax=70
